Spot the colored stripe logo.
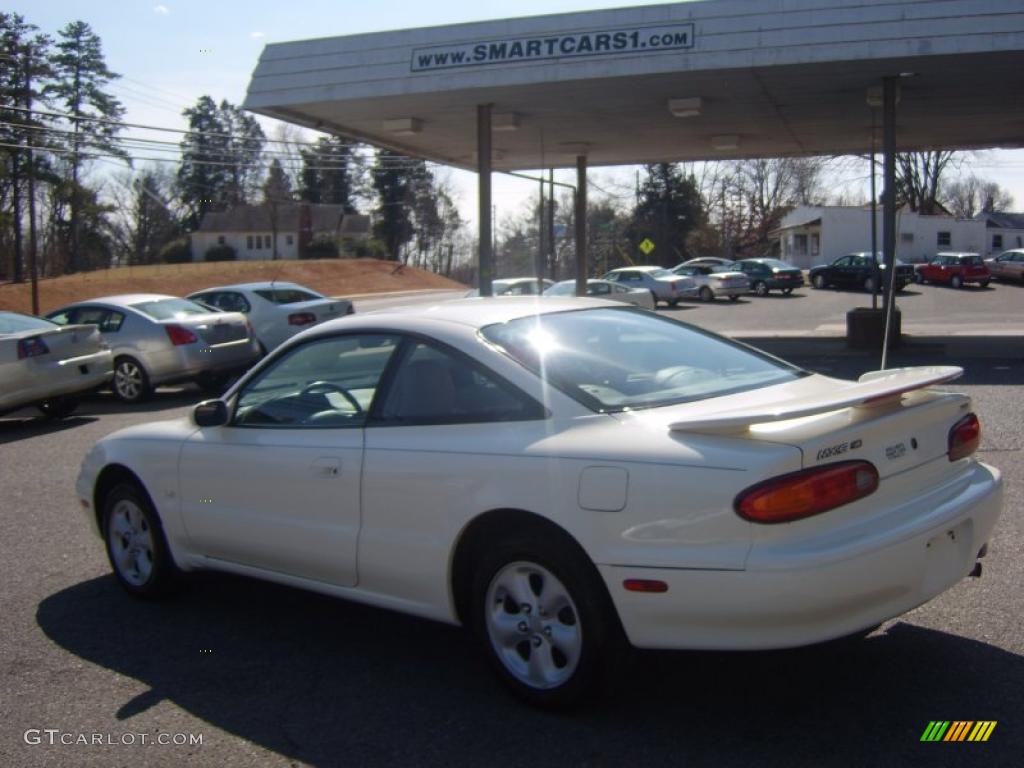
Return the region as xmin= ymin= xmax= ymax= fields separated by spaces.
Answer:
xmin=921 ymin=721 xmax=997 ymax=742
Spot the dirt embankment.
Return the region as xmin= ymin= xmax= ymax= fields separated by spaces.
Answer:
xmin=0 ymin=259 xmax=466 ymax=315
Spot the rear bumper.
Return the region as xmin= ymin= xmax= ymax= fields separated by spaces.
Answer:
xmin=602 ymin=461 xmax=1002 ymax=650
xmin=149 ymin=339 xmax=260 ymax=385
xmin=0 ymin=350 xmax=113 ymax=413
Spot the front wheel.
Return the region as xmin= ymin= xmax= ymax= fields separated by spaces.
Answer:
xmin=753 ymin=281 xmax=769 ymax=297
xmin=951 ymin=275 xmax=963 ymax=289
xmin=102 ymin=482 xmax=177 ymax=597
xmin=914 ymin=272 xmax=924 ymax=284
xmin=471 ymin=537 xmax=619 ymax=709
xmin=699 ymin=286 xmax=714 ymax=302
xmin=781 ymin=287 xmax=794 ymax=295
xmin=728 ymin=294 xmax=740 ymax=302
xmin=979 ymin=280 xmax=990 ymax=288
xmin=811 ymin=274 xmax=826 ymax=289
xmin=650 ymin=290 xmax=659 ymax=307
xmin=863 ymin=276 xmax=877 ymax=293
xmin=668 ymin=298 xmax=679 ymax=307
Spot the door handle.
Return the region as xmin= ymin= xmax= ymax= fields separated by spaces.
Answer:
xmin=311 ymin=457 xmax=341 ymax=478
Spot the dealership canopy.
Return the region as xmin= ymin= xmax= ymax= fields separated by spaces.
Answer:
xmin=243 ymin=0 xmax=1024 ymax=171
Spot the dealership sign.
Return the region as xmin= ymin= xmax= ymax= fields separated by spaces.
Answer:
xmin=412 ymin=24 xmax=695 ymax=72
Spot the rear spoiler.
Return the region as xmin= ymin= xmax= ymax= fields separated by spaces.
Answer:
xmin=669 ymin=366 xmax=962 ymax=434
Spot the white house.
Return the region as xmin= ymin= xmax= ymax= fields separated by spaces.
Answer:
xmin=975 ymin=212 xmax=1024 ymax=256
xmin=771 ymin=205 xmax=987 ymax=269
xmin=191 ymin=204 xmax=369 ymax=261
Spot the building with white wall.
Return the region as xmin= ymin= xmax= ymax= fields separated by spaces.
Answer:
xmin=772 ymin=205 xmax=986 ymax=268
xmin=976 ymin=212 xmax=1024 ymax=256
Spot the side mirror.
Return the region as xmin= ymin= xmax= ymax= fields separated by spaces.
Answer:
xmin=193 ymin=399 xmax=229 ymax=428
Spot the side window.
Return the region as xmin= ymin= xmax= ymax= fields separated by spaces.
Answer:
xmin=834 ymin=256 xmax=852 ymax=267
xmin=47 ymin=309 xmax=76 ymax=325
xmin=221 ymin=292 xmax=251 ymax=313
xmin=377 ymin=341 xmax=545 ymax=426
xmin=233 ymin=334 xmax=399 ymax=428
xmin=75 ymin=307 xmax=123 ymax=332
xmin=590 ymin=282 xmax=611 ymax=295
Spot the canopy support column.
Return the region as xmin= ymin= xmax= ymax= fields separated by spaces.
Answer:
xmin=477 ymin=104 xmax=493 ymax=296
xmin=575 ymin=155 xmax=587 ymax=297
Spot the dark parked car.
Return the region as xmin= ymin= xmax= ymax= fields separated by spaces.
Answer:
xmin=734 ymin=258 xmax=804 ymax=296
xmin=809 ymin=252 xmax=913 ymax=293
xmin=914 ymin=252 xmax=990 ymax=288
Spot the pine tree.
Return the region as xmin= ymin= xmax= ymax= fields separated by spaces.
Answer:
xmin=629 ymin=163 xmax=705 ymax=266
xmin=371 ymin=150 xmax=416 ymax=260
xmin=299 ymin=136 xmax=358 ymax=212
xmin=49 ymin=20 xmax=126 ymax=273
xmin=262 ymin=158 xmax=292 ymax=259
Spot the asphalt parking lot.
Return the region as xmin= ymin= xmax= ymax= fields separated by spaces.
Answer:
xmin=1 ymin=282 xmax=1021 ymax=767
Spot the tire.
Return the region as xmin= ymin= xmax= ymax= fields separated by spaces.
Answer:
xmin=668 ymin=298 xmax=679 ymax=307
xmin=36 ymin=395 xmax=79 ymax=419
xmin=951 ymin=275 xmax=963 ymax=289
xmin=914 ymin=272 xmax=923 ymax=284
xmin=101 ymin=482 xmax=178 ymax=597
xmin=979 ymin=280 xmax=990 ymax=288
xmin=863 ymin=276 xmax=876 ymax=293
xmin=112 ymin=357 xmax=151 ymax=403
xmin=699 ymin=286 xmax=714 ymax=302
xmin=812 ymin=274 xmax=826 ymax=289
xmin=471 ymin=534 xmax=621 ymax=709
xmin=650 ymin=290 xmax=659 ymax=307
xmin=895 ymin=282 xmax=907 ymax=293
xmin=753 ymin=281 xmax=769 ymax=297
xmin=729 ymin=294 xmax=740 ymax=302
xmin=781 ymin=287 xmax=794 ymax=295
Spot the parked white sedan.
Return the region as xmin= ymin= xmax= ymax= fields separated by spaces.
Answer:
xmin=543 ymin=278 xmax=656 ymax=309
xmin=77 ymin=299 xmax=1002 ymax=708
xmin=188 ymin=281 xmax=354 ymax=353
xmin=0 ymin=311 xmax=113 ymax=418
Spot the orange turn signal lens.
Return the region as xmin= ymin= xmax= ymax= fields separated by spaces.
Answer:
xmin=735 ymin=460 xmax=879 ymax=524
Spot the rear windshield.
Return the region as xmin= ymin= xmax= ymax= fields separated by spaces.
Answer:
xmin=481 ymin=307 xmax=806 ymax=412
xmin=130 ymin=298 xmax=211 ymax=320
xmin=760 ymin=259 xmax=795 ymax=270
xmin=254 ymin=288 xmax=322 ymax=304
xmin=0 ymin=312 xmax=56 ymax=334
xmin=957 ymin=255 xmax=983 ymax=265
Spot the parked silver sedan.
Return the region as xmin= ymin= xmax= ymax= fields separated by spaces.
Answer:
xmin=671 ymin=263 xmax=751 ymax=301
xmin=0 ymin=311 xmax=113 ymax=418
xmin=188 ymin=281 xmax=354 ymax=353
xmin=543 ymin=279 xmax=656 ymax=309
xmin=46 ymin=295 xmax=260 ymax=403
xmin=602 ymin=266 xmax=697 ymax=307
xmin=986 ymin=249 xmax=1024 ymax=282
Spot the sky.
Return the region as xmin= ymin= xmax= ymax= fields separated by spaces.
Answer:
xmin=13 ymin=0 xmax=1024 ymax=232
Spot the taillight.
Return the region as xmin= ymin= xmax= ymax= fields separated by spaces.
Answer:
xmin=735 ymin=460 xmax=879 ymax=524
xmin=948 ymin=413 xmax=980 ymax=461
xmin=288 ymin=312 xmax=316 ymax=326
xmin=165 ymin=324 xmax=198 ymax=345
xmin=17 ymin=337 xmax=50 ymax=359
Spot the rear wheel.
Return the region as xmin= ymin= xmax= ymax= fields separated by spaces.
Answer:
xmin=112 ymin=357 xmax=151 ymax=403
xmin=102 ymin=482 xmax=177 ymax=597
xmin=668 ymin=298 xmax=679 ymax=307
xmin=650 ymin=290 xmax=659 ymax=307
xmin=812 ymin=274 xmax=826 ymax=289
xmin=728 ymin=294 xmax=740 ymax=301
xmin=951 ymin=274 xmax=963 ymax=289
xmin=781 ymin=287 xmax=794 ymax=295
xmin=753 ymin=281 xmax=769 ymax=297
xmin=914 ymin=271 xmax=924 ymax=284
xmin=979 ymin=279 xmax=990 ymax=288
xmin=471 ymin=535 xmax=620 ymax=709
xmin=36 ymin=395 xmax=79 ymax=419
xmin=699 ymin=286 xmax=714 ymax=302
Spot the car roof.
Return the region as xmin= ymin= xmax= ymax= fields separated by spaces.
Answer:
xmin=608 ymin=265 xmax=664 ymax=273
xmin=314 ymin=296 xmax=619 ymax=333
xmin=55 ymin=294 xmax=182 ymax=308
xmin=935 ymin=252 xmax=980 ymax=258
xmin=190 ymin=281 xmax=309 ymax=293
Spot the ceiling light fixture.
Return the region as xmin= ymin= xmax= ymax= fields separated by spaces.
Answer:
xmin=668 ymin=97 xmax=703 ymax=118
xmin=492 ymin=112 xmax=520 ymax=132
xmin=382 ymin=117 xmax=422 ymax=136
xmin=711 ymin=134 xmax=739 ymax=151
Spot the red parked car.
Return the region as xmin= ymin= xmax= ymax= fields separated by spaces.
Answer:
xmin=914 ymin=252 xmax=991 ymax=288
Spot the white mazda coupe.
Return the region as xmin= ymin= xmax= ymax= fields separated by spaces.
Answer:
xmin=77 ymin=298 xmax=1002 ymax=707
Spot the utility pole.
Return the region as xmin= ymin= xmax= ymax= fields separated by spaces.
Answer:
xmin=24 ymin=44 xmax=40 ymax=314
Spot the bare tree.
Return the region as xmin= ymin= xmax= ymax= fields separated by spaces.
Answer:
xmin=895 ymin=151 xmax=958 ymax=214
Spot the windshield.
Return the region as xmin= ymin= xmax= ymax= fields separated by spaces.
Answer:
xmin=761 ymin=259 xmax=794 ymax=270
xmin=130 ymin=298 xmax=211 ymax=320
xmin=0 ymin=312 xmax=57 ymax=334
xmin=481 ymin=307 xmax=806 ymax=412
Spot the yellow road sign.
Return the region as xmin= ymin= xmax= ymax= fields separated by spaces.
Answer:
xmin=639 ymin=238 xmax=656 ymax=255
